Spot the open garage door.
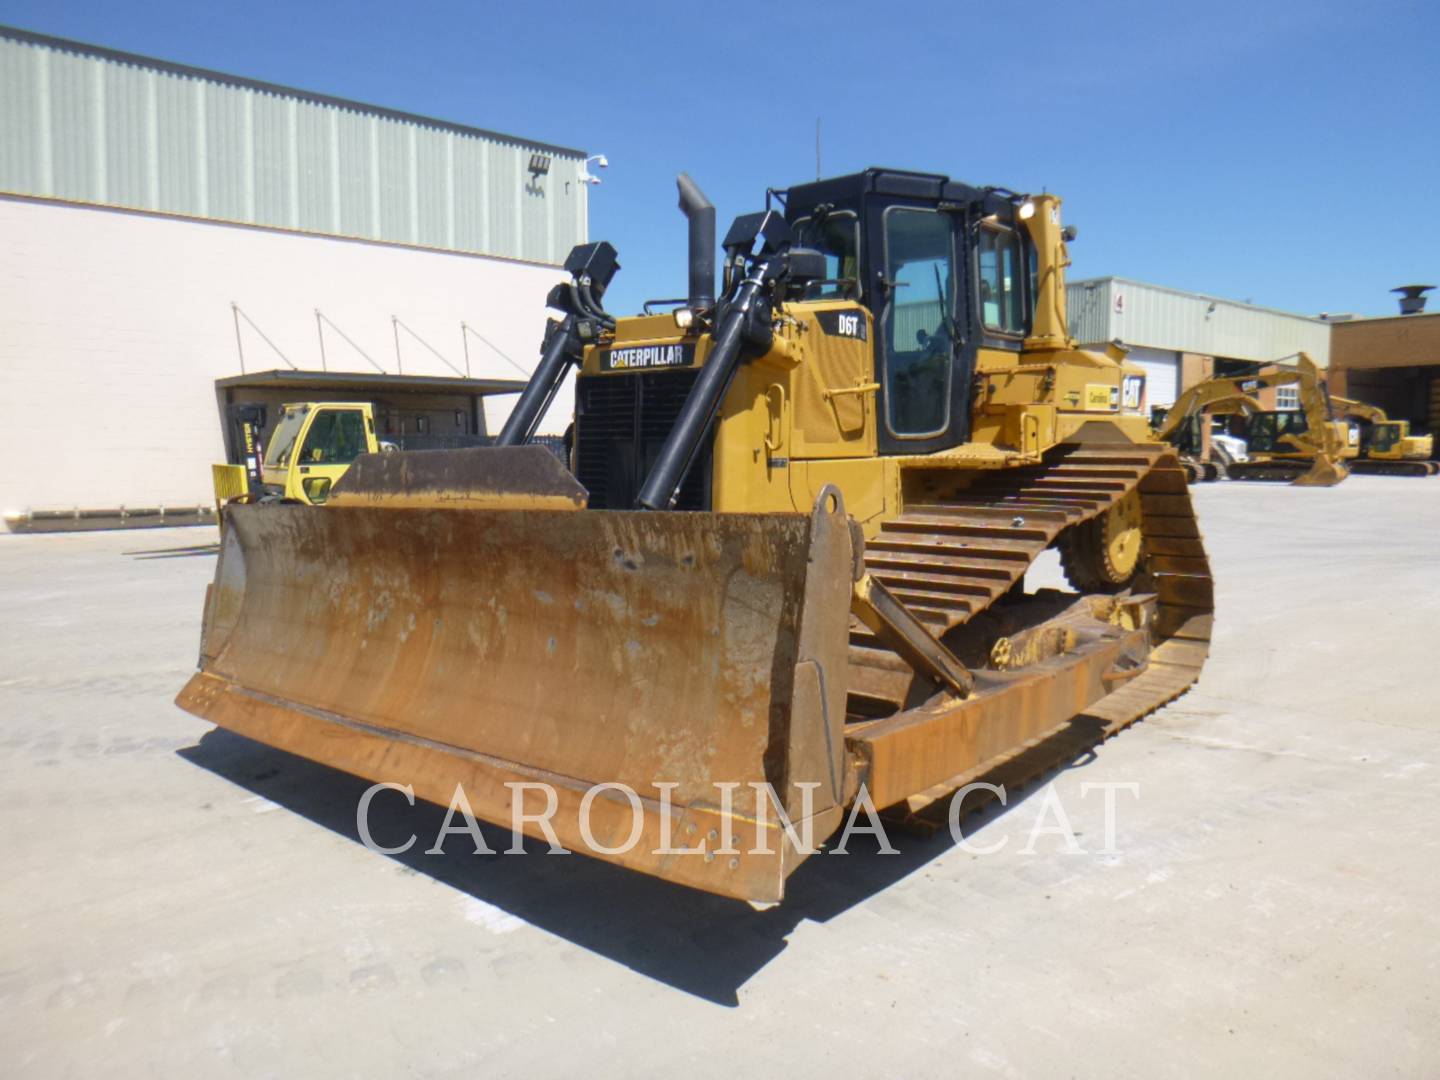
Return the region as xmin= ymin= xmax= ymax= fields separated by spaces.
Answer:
xmin=1124 ymin=345 xmax=1181 ymax=408
xmin=1343 ymin=366 xmax=1439 ymax=445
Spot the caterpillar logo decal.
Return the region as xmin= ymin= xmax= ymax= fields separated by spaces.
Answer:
xmin=598 ymin=343 xmax=696 ymax=371
xmin=1122 ymin=374 xmax=1144 ymax=410
xmin=816 ymin=310 xmax=867 ymax=341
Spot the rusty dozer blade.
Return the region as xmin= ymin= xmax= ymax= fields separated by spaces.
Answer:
xmin=326 ymin=444 xmax=589 ymax=510
xmin=177 ymin=451 xmax=857 ymax=904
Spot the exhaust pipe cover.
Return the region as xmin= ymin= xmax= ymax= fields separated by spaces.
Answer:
xmin=677 ymin=172 xmax=716 ymax=311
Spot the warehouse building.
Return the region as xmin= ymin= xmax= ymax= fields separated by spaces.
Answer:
xmin=1326 ymin=289 xmax=1440 ymax=438
xmin=0 ymin=26 xmax=590 ymax=530
xmin=1067 ymin=277 xmax=1332 ymax=413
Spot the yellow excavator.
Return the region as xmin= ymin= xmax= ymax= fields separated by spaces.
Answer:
xmin=1154 ymin=356 xmax=1353 ymax=486
xmin=1329 ymin=398 xmax=1438 ymax=477
xmin=1153 ymin=393 xmax=1258 ymax=483
xmin=177 ymin=169 xmax=1213 ymax=904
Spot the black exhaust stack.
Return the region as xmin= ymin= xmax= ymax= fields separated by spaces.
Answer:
xmin=637 ymin=210 xmax=792 ymax=511
xmin=677 ymin=173 xmax=715 ymax=311
xmin=1392 ymin=284 xmax=1435 ymax=316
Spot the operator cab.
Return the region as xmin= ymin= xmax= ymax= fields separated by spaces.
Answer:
xmin=783 ymin=169 xmax=1042 ymax=456
xmin=1243 ymin=410 xmax=1310 ymax=454
xmin=1361 ymin=420 xmax=1402 ymax=455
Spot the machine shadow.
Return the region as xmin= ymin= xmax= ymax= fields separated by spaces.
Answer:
xmin=178 ymin=726 xmax=1035 ymax=1007
xmin=123 ymin=543 xmax=220 ymax=559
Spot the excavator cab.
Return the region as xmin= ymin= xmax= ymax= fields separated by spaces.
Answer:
xmin=1352 ymin=419 xmax=1438 ymax=475
xmin=1243 ymin=410 xmax=1311 ymax=454
xmin=1363 ymin=420 xmax=1403 ymax=456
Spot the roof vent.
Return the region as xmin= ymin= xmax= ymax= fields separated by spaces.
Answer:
xmin=1391 ymin=284 xmax=1435 ymax=315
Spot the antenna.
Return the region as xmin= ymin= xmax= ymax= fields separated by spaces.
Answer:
xmin=815 ymin=117 xmax=821 ymax=181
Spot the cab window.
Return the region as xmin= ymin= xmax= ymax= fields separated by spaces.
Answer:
xmin=300 ymin=410 xmax=366 ymax=465
xmin=1368 ymin=423 xmax=1399 ymax=452
xmin=882 ymin=207 xmax=955 ymax=437
xmin=978 ymin=225 xmax=1024 ymax=334
xmin=264 ymin=406 xmax=309 ymax=468
xmin=791 ymin=211 xmax=860 ymax=299
xmin=1246 ymin=411 xmax=1309 ymax=453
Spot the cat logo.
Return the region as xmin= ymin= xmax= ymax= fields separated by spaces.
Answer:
xmin=598 ymin=343 xmax=696 ymax=371
xmin=1122 ymin=374 xmax=1144 ymax=411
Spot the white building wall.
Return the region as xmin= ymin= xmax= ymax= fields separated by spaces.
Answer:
xmin=0 ymin=197 xmax=568 ymax=518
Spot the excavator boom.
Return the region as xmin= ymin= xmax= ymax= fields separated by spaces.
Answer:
xmin=1157 ymin=355 xmax=1350 ymax=486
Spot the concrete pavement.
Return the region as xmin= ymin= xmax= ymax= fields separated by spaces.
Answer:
xmin=1 ymin=478 xmax=1437 ymax=1077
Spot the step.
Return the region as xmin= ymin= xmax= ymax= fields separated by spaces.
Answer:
xmin=871 ymin=568 xmax=1008 ymax=597
xmin=862 ymin=550 xmax=1023 ymax=580
xmin=1007 ymin=487 xmax=1115 ymax=504
xmin=937 ymin=498 xmax=1090 ymax=522
xmin=1052 ymin=452 xmax=1158 ymax=468
xmin=867 ymin=534 xmax=1040 ymax=560
xmin=1045 ymin=466 xmax=1146 ymax=480
xmin=1023 ymin=477 xmax=1130 ymax=491
xmin=885 ymin=515 xmax=1052 ymax=543
xmin=887 ymin=588 xmax=975 ymax=614
xmin=908 ymin=502 xmax=1076 ymax=525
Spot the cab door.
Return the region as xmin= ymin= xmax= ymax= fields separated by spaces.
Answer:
xmin=871 ymin=203 xmax=971 ymax=456
xmin=288 ymin=407 xmax=369 ymax=504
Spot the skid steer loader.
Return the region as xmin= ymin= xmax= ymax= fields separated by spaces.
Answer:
xmin=177 ymin=169 xmax=1214 ymax=904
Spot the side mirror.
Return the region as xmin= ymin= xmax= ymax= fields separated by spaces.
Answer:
xmin=1062 ymin=225 xmax=1079 ymax=243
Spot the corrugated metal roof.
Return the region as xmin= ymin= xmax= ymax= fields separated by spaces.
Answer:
xmin=1067 ymin=276 xmax=1331 ymax=366
xmin=0 ymin=25 xmax=588 ymax=266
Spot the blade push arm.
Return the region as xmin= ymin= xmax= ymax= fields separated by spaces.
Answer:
xmin=495 ymin=242 xmax=620 ymax=447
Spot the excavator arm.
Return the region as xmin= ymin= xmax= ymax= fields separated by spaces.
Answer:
xmin=1154 ymin=384 xmax=1263 ymax=443
xmin=1154 ymin=353 xmax=1348 ymax=486
xmin=1280 ymin=355 xmax=1349 ymax=469
xmin=1329 ymin=396 xmax=1388 ymax=424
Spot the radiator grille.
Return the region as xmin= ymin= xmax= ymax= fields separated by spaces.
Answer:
xmin=575 ymin=371 xmax=712 ymax=510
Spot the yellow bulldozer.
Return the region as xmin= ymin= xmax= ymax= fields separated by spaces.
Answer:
xmin=177 ymin=169 xmax=1213 ymax=904
xmin=1154 ymin=355 xmax=1354 ymax=486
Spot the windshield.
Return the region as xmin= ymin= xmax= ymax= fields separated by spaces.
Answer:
xmin=1245 ymin=410 xmax=1308 ymax=453
xmin=791 ymin=211 xmax=860 ymax=299
xmin=265 ymin=406 xmax=309 ymax=468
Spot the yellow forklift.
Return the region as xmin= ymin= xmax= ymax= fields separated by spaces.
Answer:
xmin=212 ymin=402 xmax=382 ymax=507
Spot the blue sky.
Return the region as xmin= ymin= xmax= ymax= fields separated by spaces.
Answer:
xmin=4 ymin=0 xmax=1437 ymax=319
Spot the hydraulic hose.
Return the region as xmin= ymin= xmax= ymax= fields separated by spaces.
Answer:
xmin=636 ymin=261 xmax=773 ymax=510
